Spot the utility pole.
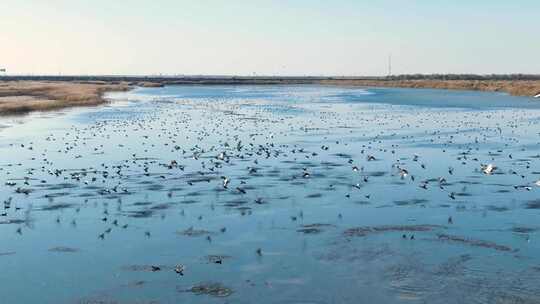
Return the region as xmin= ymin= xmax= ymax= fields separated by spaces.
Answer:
xmin=387 ymin=54 xmax=392 ymax=77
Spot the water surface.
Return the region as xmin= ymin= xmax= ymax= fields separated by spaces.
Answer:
xmin=1 ymin=85 xmax=540 ymax=304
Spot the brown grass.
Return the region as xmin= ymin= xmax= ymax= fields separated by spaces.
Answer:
xmin=135 ymin=81 xmax=164 ymax=88
xmin=319 ymin=79 xmax=540 ymax=97
xmin=0 ymin=81 xmax=130 ymax=115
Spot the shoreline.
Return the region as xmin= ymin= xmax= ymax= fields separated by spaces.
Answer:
xmin=319 ymin=79 xmax=540 ymax=97
xmin=1 ymin=78 xmax=539 ymax=116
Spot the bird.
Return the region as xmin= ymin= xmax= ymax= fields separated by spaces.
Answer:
xmin=236 ymin=187 xmax=246 ymax=194
xmin=221 ymin=176 xmax=230 ymax=188
xmin=398 ymin=167 xmax=409 ymax=179
xmin=482 ymin=163 xmax=496 ymax=175
xmin=175 ymin=264 xmax=185 ymax=275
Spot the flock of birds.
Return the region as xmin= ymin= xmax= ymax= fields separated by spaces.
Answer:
xmin=2 ymin=95 xmax=540 ymax=240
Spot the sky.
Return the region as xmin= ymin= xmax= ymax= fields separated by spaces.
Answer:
xmin=1 ymin=0 xmax=539 ymax=76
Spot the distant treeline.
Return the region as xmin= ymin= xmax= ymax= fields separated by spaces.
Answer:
xmin=382 ymin=74 xmax=540 ymax=81
xmin=1 ymin=74 xmax=540 ymax=82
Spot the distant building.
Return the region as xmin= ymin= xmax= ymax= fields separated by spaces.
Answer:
xmin=0 ymin=68 xmax=5 ymax=72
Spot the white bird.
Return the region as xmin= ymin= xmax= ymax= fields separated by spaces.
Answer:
xmin=398 ymin=167 xmax=409 ymax=179
xmin=221 ymin=176 xmax=230 ymax=188
xmin=482 ymin=163 xmax=496 ymax=175
xmin=217 ymin=152 xmax=226 ymax=160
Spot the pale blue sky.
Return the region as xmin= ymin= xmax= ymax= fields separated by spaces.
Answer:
xmin=1 ymin=0 xmax=539 ymax=75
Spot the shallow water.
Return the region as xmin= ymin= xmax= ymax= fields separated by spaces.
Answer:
xmin=1 ymin=85 xmax=540 ymax=304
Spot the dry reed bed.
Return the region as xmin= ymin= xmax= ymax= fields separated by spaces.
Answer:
xmin=320 ymin=79 xmax=540 ymax=97
xmin=0 ymin=81 xmax=130 ymax=115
